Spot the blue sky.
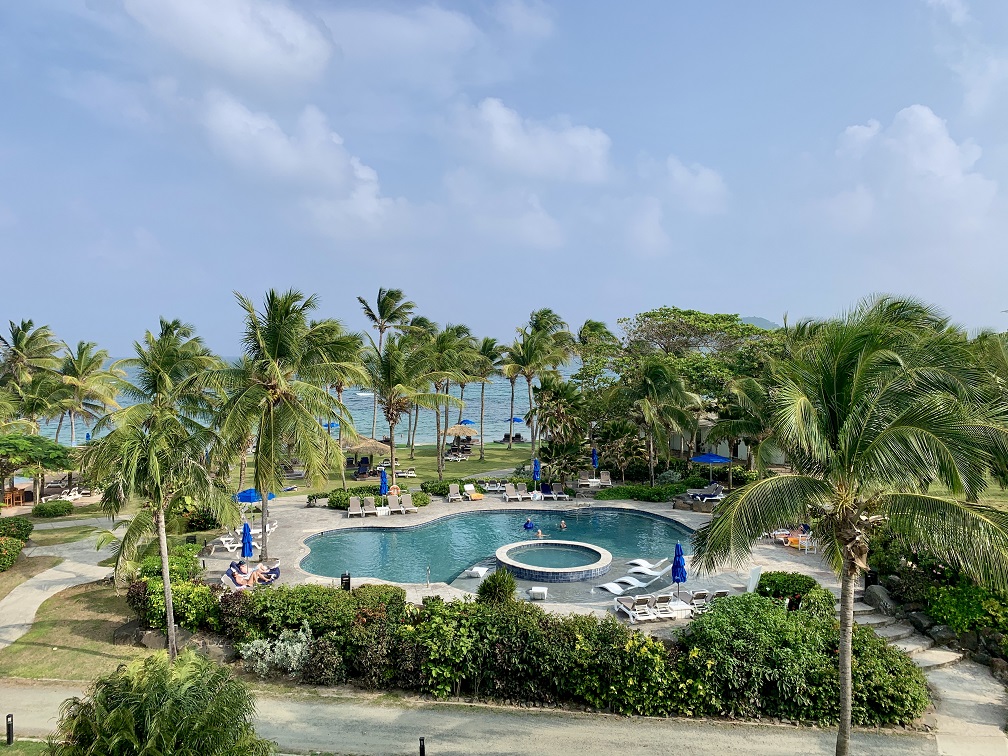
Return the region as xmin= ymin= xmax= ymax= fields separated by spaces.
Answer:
xmin=2 ymin=0 xmax=1007 ymax=354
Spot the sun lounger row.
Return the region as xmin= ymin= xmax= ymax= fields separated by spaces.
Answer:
xmin=613 ymin=589 xmax=731 ymax=623
xmin=346 ymin=494 xmax=419 ymax=517
xmin=687 ymin=483 xmax=725 ymax=502
xmin=41 ymin=486 xmax=86 ymax=503
xmin=576 ymin=470 xmax=614 ymax=487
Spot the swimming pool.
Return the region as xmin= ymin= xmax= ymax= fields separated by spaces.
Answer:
xmin=300 ymin=508 xmax=693 ymax=584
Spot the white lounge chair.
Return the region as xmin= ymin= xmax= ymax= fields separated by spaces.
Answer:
xmin=402 ymin=467 xmax=417 ymax=478
xmin=400 ymin=494 xmax=419 ymax=512
xmin=515 ymin=483 xmax=534 ymax=501
xmin=689 ymin=589 xmax=710 ymax=613
xmin=463 ymin=565 xmax=490 ymax=578
xmin=650 ymin=593 xmax=689 ymax=619
xmin=599 ymin=470 xmax=613 ymax=488
xmin=503 ymin=483 xmax=523 ymax=502
xmin=347 ymin=497 xmax=364 ymax=517
xmin=463 ymin=484 xmax=482 ymax=500
xmin=597 ymin=575 xmax=651 ymax=595
xmin=577 ymin=470 xmax=592 ymax=488
xmin=746 ymin=566 xmax=763 ymax=593
xmin=627 ymin=563 xmax=674 ymax=579
xmin=386 ymin=494 xmax=403 ymax=514
xmin=447 ymin=484 xmax=463 ymax=502
xmin=362 ymin=497 xmax=378 ymax=516
xmin=614 ymin=595 xmax=658 ymax=623
xmin=627 ymin=557 xmax=669 ymax=570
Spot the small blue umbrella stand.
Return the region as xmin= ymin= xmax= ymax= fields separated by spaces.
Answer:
xmin=379 ymin=468 xmax=389 ymax=496
xmin=532 ymin=458 xmax=541 ymax=492
xmin=241 ymin=521 xmax=254 ymax=559
xmin=672 ymin=542 xmax=688 ymax=599
xmin=591 ymin=447 xmax=599 ymax=477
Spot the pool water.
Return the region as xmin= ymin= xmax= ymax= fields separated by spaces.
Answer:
xmin=301 ymin=508 xmax=692 ymax=583
xmin=507 ymin=545 xmax=597 ymax=569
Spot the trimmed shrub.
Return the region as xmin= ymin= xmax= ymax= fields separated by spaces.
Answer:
xmin=301 ymin=633 xmax=347 ymax=685
xmin=0 ymin=515 xmax=34 ymax=541
xmin=419 ymin=479 xmax=485 ymax=497
xmin=655 ymin=469 xmax=682 ymax=485
xmin=799 ymin=586 xmax=839 ymax=623
xmin=138 ymin=548 xmax=202 ymax=583
xmin=476 ymin=569 xmax=517 ymax=604
xmin=183 ymin=506 xmax=219 ymax=532
xmin=135 ymin=578 xmax=221 ymax=632
xmin=756 ymin=570 xmax=819 ymax=608
xmin=32 ymin=500 xmax=74 ymax=518
xmin=852 ymin=625 xmax=930 ymax=726
xmin=408 ymin=491 xmax=431 ymax=507
xmin=0 ymin=535 xmax=24 ymax=571
xmin=326 ymin=485 xmax=382 ymax=509
xmin=239 ymin=623 xmax=313 ymax=679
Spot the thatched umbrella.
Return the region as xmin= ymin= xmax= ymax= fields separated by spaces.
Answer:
xmin=345 ymin=437 xmax=392 ymax=460
xmin=444 ymin=424 xmax=479 ymax=438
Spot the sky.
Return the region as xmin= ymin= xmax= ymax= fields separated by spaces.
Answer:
xmin=1 ymin=0 xmax=1007 ymax=355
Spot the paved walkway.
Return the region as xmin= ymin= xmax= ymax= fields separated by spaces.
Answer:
xmin=0 ymin=534 xmax=113 ymax=651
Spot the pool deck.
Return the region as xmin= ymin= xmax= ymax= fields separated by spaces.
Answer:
xmin=208 ymin=494 xmax=839 ymax=627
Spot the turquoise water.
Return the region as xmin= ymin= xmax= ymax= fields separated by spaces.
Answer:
xmin=301 ymin=508 xmax=693 ymax=583
xmin=508 ymin=545 xmax=597 ymax=568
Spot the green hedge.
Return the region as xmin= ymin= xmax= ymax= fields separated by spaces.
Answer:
xmin=138 ymin=545 xmax=202 ymax=583
xmin=0 ymin=515 xmax=34 ymax=541
xmin=127 ymin=578 xmax=222 ymax=632
xmin=419 ymin=479 xmax=486 ymax=497
xmin=322 ymin=488 xmax=432 ymax=509
xmin=0 ymin=536 xmax=24 ymax=571
xmin=593 ymin=477 xmax=708 ymax=502
xmin=756 ymin=571 xmax=820 ymax=609
xmin=218 ymin=583 xmax=928 ymax=724
xmin=32 ymin=499 xmax=74 ymax=518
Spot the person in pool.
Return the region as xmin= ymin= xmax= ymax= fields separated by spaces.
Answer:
xmin=523 ymin=517 xmax=535 ymax=530
xmin=559 ymin=520 xmax=567 ymax=530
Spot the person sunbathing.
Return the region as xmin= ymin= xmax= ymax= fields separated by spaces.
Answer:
xmin=232 ymin=561 xmax=257 ymax=587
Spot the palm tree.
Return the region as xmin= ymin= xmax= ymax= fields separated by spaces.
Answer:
xmin=506 ymin=330 xmax=555 ymax=467
xmin=705 ymin=376 xmax=778 ymax=484
xmin=363 ymin=335 xmax=455 ymax=488
xmin=12 ymin=372 xmax=67 ymax=501
xmin=596 ymin=418 xmax=643 ymax=482
xmin=357 ymin=288 xmax=416 ymax=438
xmin=49 ymin=650 xmax=275 ymax=755
xmin=401 ymin=317 xmax=438 ymax=459
xmin=54 ymin=341 xmax=121 ymax=447
xmin=84 ymin=319 xmax=231 ymax=661
xmin=692 ymin=297 xmax=1008 ymax=756
xmin=424 ymin=326 xmax=469 ymax=479
xmin=0 ymin=318 xmax=60 ymax=387
xmin=474 ymin=338 xmax=505 ymax=460
xmin=213 ymin=291 xmax=363 ymax=560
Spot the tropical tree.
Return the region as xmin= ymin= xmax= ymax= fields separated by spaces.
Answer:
xmin=424 ymin=325 xmax=469 ymax=479
xmin=0 ymin=433 xmax=72 ymax=506
xmin=212 ymin=290 xmax=362 ymax=560
xmin=504 ymin=330 xmax=553 ymax=467
xmin=473 ymin=337 xmax=504 ymax=460
xmin=54 ymin=341 xmax=121 ymax=447
xmin=705 ymin=376 xmax=778 ymax=485
xmin=363 ymin=335 xmax=454 ymax=488
xmin=0 ymin=318 xmax=60 ymax=387
xmin=531 ymin=374 xmax=585 ymax=445
xmin=357 ymin=288 xmax=416 ymax=437
xmin=692 ymin=297 xmax=1008 ymax=756
xmin=595 ymin=418 xmax=643 ymax=482
xmin=401 ymin=316 xmax=438 ymax=459
xmin=48 ymin=650 xmax=275 ymax=756
xmin=84 ymin=319 xmax=231 ymax=660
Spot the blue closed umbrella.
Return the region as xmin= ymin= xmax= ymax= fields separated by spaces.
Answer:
xmin=379 ymin=468 xmax=389 ymax=495
xmin=591 ymin=447 xmax=599 ymax=470
xmin=85 ymin=432 xmax=91 ymax=443
xmin=234 ymin=488 xmax=275 ymax=504
xmin=532 ymin=458 xmax=540 ymax=482
xmin=241 ymin=522 xmax=254 ymax=559
xmin=671 ymin=542 xmax=687 ymax=598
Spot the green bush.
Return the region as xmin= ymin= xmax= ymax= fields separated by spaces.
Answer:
xmin=924 ymin=580 xmax=1008 ymax=634
xmin=301 ymin=633 xmax=347 ymax=685
xmin=419 ymin=479 xmax=485 ymax=497
xmin=799 ymin=586 xmax=838 ymax=623
xmin=132 ymin=578 xmax=221 ymax=632
xmin=756 ymin=571 xmax=819 ymax=607
xmin=0 ymin=515 xmax=34 ymax=541
xmin=408 ymin=491 xmax=431 ymax=507
xmin=32 ymin=500 xmax=74 ymax=518
xmin=138 ymin=546 xmax=202 ymax=583
xmin=655 ymin=469 xmax=682 ymax=485
xmin=183 ymin=506 xmax=219 ymax=532
xmin=326 ymin=485 xmax=382 ymax=509
xmin=676 ymin=593 xmax=928 ymax=725
xmin=476 ymin=569 xmax=517 ymax=604
xmin=0 ymin=535 xmax=24 ymax=571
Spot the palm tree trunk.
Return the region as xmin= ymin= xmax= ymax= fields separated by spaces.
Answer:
xmin=648 ymin=433 xmax=656 ymax=487
xmin=261 ymin=495 xmax=269 ymax=561
xmin=479 ymin=383 xmax=486 ymax=461
xmin=836 ymin=558 xmax=856 ymax=756
xmin=389 ymin=421 xmax=397 ymax=489
xmin=458 ymin=384 xmax=465 ymax=424
xmin=406 ymin=407 xmax=412 ymax=457
xmin=410 ymin=405 xmax=419 ymax=459
xmin=508 ymin=380 xmax=515 ymax=450
xmin=156 ymin=507 xmax=178 ymax=661
xmin=443 ymin=380 xmax=451 ymax=455
xmin=435 ymin=399 xmax=443 ymax=481
xmin=69 ymin=410 xmax=76 ymax=447
xmin=238 ymin=441 xmax=248 ymax=493
xmin=372 ymin=329 xmax=384 ymax=439
xmin=337 ymin=387 xmax=348 ymax=490
xmin=55 ymin=414 xmax=64 ymax=444
xmin=526 ymin=377 xmax=535 ymax=456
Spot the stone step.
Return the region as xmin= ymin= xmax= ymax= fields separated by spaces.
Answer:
xmin=852 ymin=613 xmax=895 ymax=628
xmin=834 ymin=601 xmax=874 ymax=616
xmin=913 ymin=647 xmax=965 ymax=671
xmin=872 ymin=622 xmax=916 ymax=642
xmin=891 ymin=635 xmax=935 ymax=656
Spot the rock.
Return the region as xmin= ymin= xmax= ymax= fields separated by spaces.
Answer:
xmin=881 ymin=574 xmax=903 ymax=592
xmin=906 ymin=611 xmax=935 ymax=633
xmin=113 ymin=620 xmax=141 ymax=646
xmin=901 ymin=602 xmax=925 ymax=614
xmin=928 ymin=624 xmax=958 ymax=646
xmin=139 ymin=630 xmax=167 ymax=650
xmin=990 ymin=657 xmax=1008 ymax=684
xmin=692 ymin=501 xmax=714 ymax=514
xmin=973 ymin=652 xmax=992 ymax=666
xmin=864 ymin=584 xmax=898 ymax=616
xmin=959 ymin=630 xmax=979 ymax=653
xmin=672 ymin=499 xmax=692 ymax=511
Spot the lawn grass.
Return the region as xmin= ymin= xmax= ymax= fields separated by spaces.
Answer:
xmin=0 ymin=581 xmax=148 ymax=681
xmin=247 ymin=443 xmax=531 ymax=499
xmin=26 ymin=527 xmax=99 ymax=548
xmin=0 ymin=555 xmax=63 ymax=603
xmin=5 ymin=741 xmax=48 ymax=755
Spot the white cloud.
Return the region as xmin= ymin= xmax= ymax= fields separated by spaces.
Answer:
xmin=123 ymin=0 xmax=331 ymax=83
xmin=625 ymin=197 xmax=671 ymax=257
xmin=665 ymin=155 xmax=728 ymax=214
xmin=824 ymin=104 xmax=998 ymax=236
xmin=837 ymin=120 xmax=881 ymax=159
xmin=493 ymin=0 xmax=554 ymax=40
xmin=454 ymin=98 xmax=611 ymax=183
xmin=925 ymin=0 xmax=972 ymax=27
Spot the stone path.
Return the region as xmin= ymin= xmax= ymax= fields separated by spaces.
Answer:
xmin=0 ymin=534 xmax=113 ymax=651
xmin=851 ymin=601 xmax=1008 ymax=755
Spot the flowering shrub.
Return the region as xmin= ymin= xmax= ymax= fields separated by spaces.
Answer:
xmin=0 ymin=536 xmax=24 ymax=571
xmin=0 ymin=515 xmax=33 ymax=541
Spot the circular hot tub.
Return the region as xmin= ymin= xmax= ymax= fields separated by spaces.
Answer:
xmin=495 ymin=540 xmax=612 ymax=583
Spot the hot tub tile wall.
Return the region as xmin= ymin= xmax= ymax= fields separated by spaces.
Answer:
xmin=499 ymin=562 xmax=611 ymax=583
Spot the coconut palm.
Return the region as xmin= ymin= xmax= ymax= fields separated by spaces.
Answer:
xmin=531 ymin=374 xmax=585 ymax=445
xmin=505 ymin=330 xmax=559 ymax=466
xmin=596 ymin=418 xmax=644 ymax=482
xmin=473 ymin=337 xmax=505 ymax=460
xmin=54 ymin=341 xmax=121 ymax=447
xmin=424 ymin=325 xmax=469 ymax=479
xmin=84 ymin=319 xmax=232 ymax=661
xmin=401 ymin=317 xmax=438 ymax=459
xmin=212 ymin=290 xmax=363 ymax=560
xmin=363 ymin=335 xmax=456 ymax=488
xmin=692 ymin=296 xmax=1008 ymax=756
xmin=705 ymin=376 xmax=778 ymax=484
xmin=48 ymin=650 xmax=275 ymax=755
xmin=357 ymin=288 xmax=416 ymax=437
xmin=0 ymin=318 xmax=60 ymax=388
